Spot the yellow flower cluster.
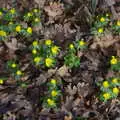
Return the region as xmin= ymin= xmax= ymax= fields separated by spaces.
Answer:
xmin=101 ymin=77 xmax=120 ymax=101
xmin=45 ymin=79 xmax=61 ymax=108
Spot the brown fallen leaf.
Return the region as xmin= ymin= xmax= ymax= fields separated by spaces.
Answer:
xmin=44 ymin=2 xmax=64 ymax=18
xmin=90 ymin=34 xmax=119 ymax=49
xmin=56 ymin=65 xmax=70 ymax=77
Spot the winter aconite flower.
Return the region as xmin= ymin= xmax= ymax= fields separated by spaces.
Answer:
xmin=51 ymin=46 xmax=60 ymax=55
xmin=15 ymin=25 xmax=21 ymax=32
xmin=79 ymin=40 xmax=86 ymax=46
xmin=27 ymin=12 xmax=32 ymax=17
xmin=103 ymin=81 xmax=109 ymax=88
xmin=32 ymin=49 xmax=37 ymax=54
xmin=34 ymin=18 xmax=40 ymax=22
xmin=110 ymin=56 xmax=118 ymax=65
xmin=69 ymin=44 xmax=74 ymax=49
xmin=11 ymin=63 xmax=17 ymax=68
xmin=27 ymin=27 xmax=32 ymax=34
xmin=9 ymin=22 xmax=13 ymax=25
xmin=103 ymin=93 xmax=111 ymax=100
xmin=0 ymin=30 xmax=6 ymax=37
xmin=16 ymin=70 xmax=22 ymax=76
xmin=32 ymin=40 xmax=38 ymax=47
xmin=45 ymin=58 xmax=54 ymax=67
xmin=113 ymin=87 xmax=119 ymax=95
xmin=51 ymin=90 xmax=58 ymax=97
xmin=117 ymin=20 xmax=120 ymax=26
xmin=112 ymin=78 xmax=118 ymax=84
xmin=98 ymin=28 xmax=104 ymax=33
xmin=33 ymin=9 xmax=38 ymax=13
xmin=0 ymin=11 xmax=3 ymax=16
xmin=0 ymin=79 xmax=4 ymax=84
xmin=34 ymin=57 xmax=41 ymax=63
xmin=45 ymin=39 xmax=52 ymax=46
xmin=47 ymin=98 xmax=56 ymax=106
xmin=50 ymin=79 xmax=57 ymax=85
xmin=10 ymin=8 xmax=16 ymax=14
xmin=100 ymin=17 xmax=105 ymax=22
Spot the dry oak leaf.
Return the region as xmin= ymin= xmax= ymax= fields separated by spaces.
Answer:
xmin=91 ymin=34 xmax=119 ymax=49
xmin=44 ymin=2 xmax=64 ymax=17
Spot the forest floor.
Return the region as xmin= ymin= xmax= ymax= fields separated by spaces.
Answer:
xmin=0 ymin=0 xmax=120 ymax=120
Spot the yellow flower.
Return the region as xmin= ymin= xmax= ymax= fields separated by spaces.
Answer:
xmin=103 ymin=93 xmax=111 ymax=100
xmin=47 ymin=98 xmax=55 ymax=106
xmin=27 ymin=12 xmax=32 ymax=17
xmin=0 ymin=79 xmax=4 ymax=84
xmin=27 ymin=27 xmax=32 ymax=34
xmin=10 ymin=8 xmax=16 ymax=14
xmin=110 ymin=56 xmax=118 ymax=65
xmin=45 ymin=58 xmax=54 ymax=67
xmin=11 ymin=63 xmax=17 ymax=68
xmin=32 ymin=49 xmax=37 ymax=54
xmin=51 ymin=46 xmax=60 ymax=55
xmin=45 ymin=39 xmax=52 ymax=46
xmin=32 ymin=41 xmax=38 ymax=47
xmin=113 ymin=87 xmax=119 ymax=94
xmin=33 ymin=9 xmax=38 ymax=13
xmin=100 ymin=17 xmax=105 ymax=22
xmin=103 ymin=81 xmax=109 ymax=88
xmin=50 ymin=79 xmax=57 ymax=85
xmin=98 ymin=28 xmax=104 ymax=33
xmin=0 ymin=11 xmax=3 ymax=16
xmin=51 ymin=90 xmax=58 ymax=97
xmin=15 ymin=25 xmax=21 ymax=32
xmin=16 ymin=70 xmax=22 ymax=76
xmin=106 ymin=13 xmax=110 ymax=17
xmin=0 ymin=30 xmax=7 ymax=37
xmin=34 ymin=57 xmax=41 ymax=63
xmin=117 ymin=20 xmax=120 ymax=26
xmin=79 ymin=40 xmax=86 ymax=46
xmin=9 ymin=22 xmax=13 ymax=25
xmin=34 ymin=18 xmax=40 ymax=22
xmin=112 ymin=78 xmax=118 ymax=84
xmin=69 ymin=44 xmax=74 ymax=49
